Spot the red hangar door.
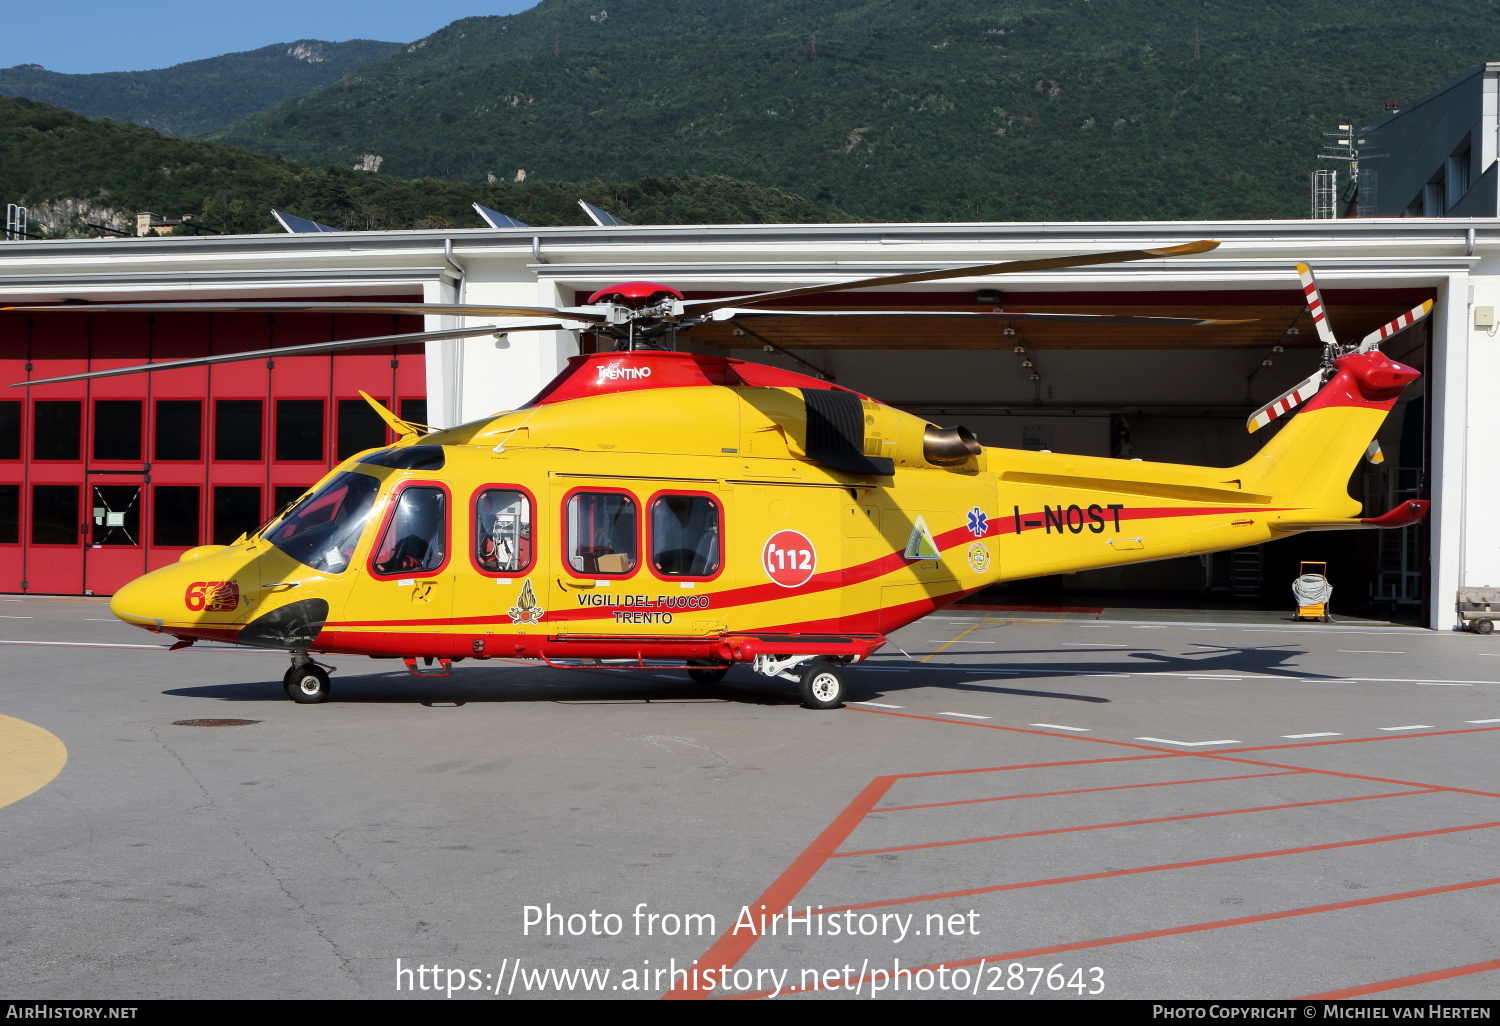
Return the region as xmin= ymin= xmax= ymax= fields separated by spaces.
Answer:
xmin=0 ymin=303 xmax=427 ymax=596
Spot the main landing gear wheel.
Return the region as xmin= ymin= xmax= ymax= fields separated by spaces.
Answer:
xmin=687 ymin=662 xmax=730 ymax=684
xmin=798 ymin=660 xmax=846 ymax=710
xmin=1474 ymin=618 xmax=1495 ymax=635
xmin=284 ymin=664 xmax=330 ymax=704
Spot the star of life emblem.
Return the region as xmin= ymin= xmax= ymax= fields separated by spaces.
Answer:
xmin=966 ymin=507 xmax=989 ymax=537
xmin=508 ymin=579 xmax=545 ymax=625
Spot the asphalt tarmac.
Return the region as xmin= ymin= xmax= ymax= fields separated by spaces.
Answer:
xmin=2 ymin=596 xmax=1497 ymax=1001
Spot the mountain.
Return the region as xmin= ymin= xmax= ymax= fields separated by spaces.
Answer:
xmin=0 ymin=39 xmax=403 ymax=137
xmin=0 ymin=96 xmax=850 ymax=237
xmin=209 ymin=0 xmax=1500 ymax=221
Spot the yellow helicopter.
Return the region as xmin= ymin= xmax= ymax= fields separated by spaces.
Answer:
xmin=13 ymin=242 xmax=1430 ymax=709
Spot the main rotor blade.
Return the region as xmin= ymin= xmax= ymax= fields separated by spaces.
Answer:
xmin=683 ymin=239 xmax=1221 ymax=314
xmin=0 ymin=300 xmax=608 ymax=323
xmin=1247 ymin=368 xmax=1326 ymax=433
xmin=1295 ymin=263 xmax=1339 ymax=348
xmin=711 ymin=307 xmax=1255 ymax=327
xmin=12 ymin=322 xmax=570 ymax=387
xmin=1357 ymin=299 xmax=1434 ymax=352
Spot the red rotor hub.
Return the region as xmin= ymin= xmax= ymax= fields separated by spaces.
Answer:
xmin=586 ymin=281 xmax=684 ymax=309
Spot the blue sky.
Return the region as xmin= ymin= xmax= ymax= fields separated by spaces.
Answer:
xmin=0 ymin=1 xmax=539 ymax=74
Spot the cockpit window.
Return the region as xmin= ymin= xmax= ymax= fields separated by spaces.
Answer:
xmin=264 ymin=471 xmax=380 ymax=574
xmin=372 ymin=486 xmax=448 ymax=576
xmin=359 ymin=445 xmax=445 ymax=471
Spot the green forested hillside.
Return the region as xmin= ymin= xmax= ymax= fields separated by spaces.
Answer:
xmin=0 ymin=39 xmax=402 ymax=137
xmin=210 ymin=0 xmax=1500 ymax=221
xmin=0 ymin=97 xmax=849 ymax=236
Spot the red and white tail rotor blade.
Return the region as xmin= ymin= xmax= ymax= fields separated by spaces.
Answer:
xmin=1357 ymin=299 xmax=1434 ymax=353
xmin=1247 ymin=368 xmax=1326 ymax=433
xmin=1295 ymin=262 xmax=1339 ymax=348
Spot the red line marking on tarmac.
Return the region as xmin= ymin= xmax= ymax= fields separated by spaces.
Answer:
xmin=660 ymin=774 xmax=896 ymax=1001
xmin=666 ymin=706 xmax=1500 ymax=999
xmin=817 ymin=820 xmax=1500 ymax=915
xmin=729 ymin=878 xmax=1500 ymax=1000
xmin=1300 ymin=958 xmax=1500 ymax=999
xmin=875 ymin=770 xmax=1304 ymax=812
xmin=835 ymin=789 xmax=1438 ymax=858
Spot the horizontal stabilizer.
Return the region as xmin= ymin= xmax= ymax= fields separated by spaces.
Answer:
xmin=1270 ymin=499 xmax=1429 ymax=533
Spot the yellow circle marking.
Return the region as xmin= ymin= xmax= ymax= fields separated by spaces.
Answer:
xmin=0 ymin=714 xmax=67 ymax=810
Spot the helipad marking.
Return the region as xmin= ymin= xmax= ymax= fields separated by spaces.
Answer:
xmin=1466 ymin=718 xmax=1500 ymax=724
xmin=851 ymin=701 xmax=904 ymax=709
xmin=1030 ymin=723 xmax=1090 ymax=731
xmin=1136 ymin=737 xmax=1241 ymax=747
xmin=942 ymin=712 xmax=992 ymax=720
xmin=1377 ymin=725 xmax=1434 ymax=731
xmin=1283 ymin=732 xmax=1341 ymax=738
xmin=0 ymin=714 xmax=67 ymax=810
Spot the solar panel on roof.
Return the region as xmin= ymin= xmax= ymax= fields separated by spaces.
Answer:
xmin=271 ymin=210 xmax=338 ymax=234
xmin=472 ymin=203 xmax=531 ymax=229
xmin=578 ymin=200 xmax=629 ymax=227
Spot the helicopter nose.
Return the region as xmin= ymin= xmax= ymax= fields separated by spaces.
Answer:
xmin=109 ymin=573 xmax=168 ymax=631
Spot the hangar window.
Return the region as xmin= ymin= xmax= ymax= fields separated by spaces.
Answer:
xmin=94 ymin=400 xmax=142 ymax=462
xmin=153 ymin=486 xmax=200 ymax=548
xmin=31 ymin=484 xmax=78 ymax=544
xmin=215 ymin=400 xmax=263 ymax=462
xmin=338 ymin=399 xmax=388 ymax=460
xmin=33 ymin=401 xmax=80 ymax=461
xmin=474 ymin=488 xmax=532 ymax=573
xmin=0 ymin=484 xmax=17 ymax=543
xmin=266 ymin=471 xmax=380 ymax=574
xmin=213 ymin=486 xmax=262 ymax=545
xmin=0 ymin=401 xmax=20 ymax=460
xmin=372 ymin=485 xmax=448 ymax=576
xmin=275 ymin=399 xmax=324 ymax=462
xmin=650 ymin=494 xmax=721 ymax=578
xmin=154 ymin=400 xmax=201 ymax=462
xmin=566 ymin=491 xmax=637 ymax=576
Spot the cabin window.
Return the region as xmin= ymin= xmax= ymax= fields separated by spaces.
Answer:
xmin=372 ymin=486 xmax=448 ymax=576
xmin=566 ymin=491 xmax=637 ymax=575
xmin=265 ymin=471 xmax=380 ymax=573
xmin=474 ymin=488 xmax=532 ymax=573
xmin=650 ymin=494 xmax=721 ymax=577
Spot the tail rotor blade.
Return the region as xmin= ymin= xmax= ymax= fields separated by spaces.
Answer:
xmin=1357 ymin=300 xmax=1434 ymax=352
xmin=1295 ymin=262 xmax=1339 ymax=348
xmin=1247 ymin=368 xmax=1326 ymax=433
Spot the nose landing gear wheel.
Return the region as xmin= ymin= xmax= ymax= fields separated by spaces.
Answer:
xmin=284 ymin=664 xmax=331 ymax=704
xmin=798 ymin=660 xmax=846 ymax=710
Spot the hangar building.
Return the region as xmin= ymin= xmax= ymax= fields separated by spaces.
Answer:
xmin=0 ymin=217 xmax=1493 ymax=629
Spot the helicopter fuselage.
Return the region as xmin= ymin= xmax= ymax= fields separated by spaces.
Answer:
xmin=107 ymin=348 xmax=1416 ymax=677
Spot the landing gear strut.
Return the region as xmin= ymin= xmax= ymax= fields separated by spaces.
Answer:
xmin=750 ymin=654 xmax=849 ymax=709
xmin=284 ymin=652 xmax=330 ymax=703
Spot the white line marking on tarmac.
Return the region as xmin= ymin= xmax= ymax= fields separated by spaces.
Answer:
xmin=1188 ymin=628 xmax=1218 ymax=631
xmin=0 ymin=640 xmax=165 ymax=649
xmin=0 ymin=616 xmax=33 ymax=619
xmin=1377 ymin=725 xmax=1434 ymax=731
xmin=1417 ymin=682 xmax=1471 ymax=687
xmin=1136 ymin=737 xmax=1241 ymax=747
xmin=1339 ymin=650 xmax=1405 ymax=654
xmin=1031 ymin=723 xmax=1090 ymax=731
xmin=942 ymin=712 xmax=992 ymax=720
xmin=1466 ymin=718 xmax=1500 ymax=724
xmin=1283 ymin=732 xmax=1342 ymax=738
xmin=852 ymin=702 xmax=904 ymax=708
xmin=1133 ymin=626 xmax=1168 ymax=629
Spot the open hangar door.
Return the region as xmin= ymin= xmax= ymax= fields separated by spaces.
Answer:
xmin=676 ymin=284 xmax=1433 ymax=621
